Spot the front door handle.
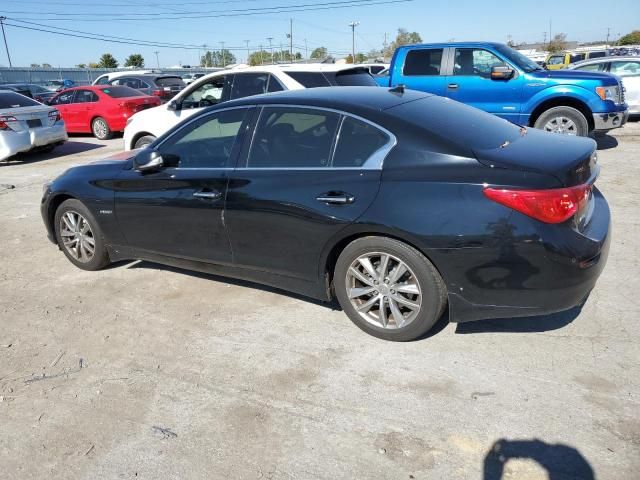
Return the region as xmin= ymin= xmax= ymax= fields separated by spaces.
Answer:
xmin=447 ymin=83 xmax=459 ymax=89
xmin=193 ymin=189 xmax=222 ymax=200
xmin=316 ymin=192 xmax=355 ymax=205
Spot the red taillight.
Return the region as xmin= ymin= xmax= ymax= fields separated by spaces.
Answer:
xmin=152 ymin=89 xmax=163 ymax=97
xmin=483 ymin=184 xmax=592 ymax=224
xmin=0 ymin=115 xmax=17 ymax=130
xmin=48 ymin=110 xmax=61 ymax=124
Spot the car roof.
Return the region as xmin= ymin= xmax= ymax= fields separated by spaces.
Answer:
xmin=225 ymin=63 xmax=373 ymax=74
xmin=208 ymin=86 xmax=432 ymax=114
xmin=396 ymin=41 xmax=505 ymax=49
xmin=571 ymin=56 xmax=639 ymax=66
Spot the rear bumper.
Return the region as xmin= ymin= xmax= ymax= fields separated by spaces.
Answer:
xmin=0 ymin=123 xmax=68 ymax=161
xmin=592 ymin=109 xmax=628 ymax=131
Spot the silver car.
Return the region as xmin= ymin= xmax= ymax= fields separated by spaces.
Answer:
xmin=0 ymin=91 xmax=67 ymax=161
xmin=569 ymin=56 xmax=640 ymax=115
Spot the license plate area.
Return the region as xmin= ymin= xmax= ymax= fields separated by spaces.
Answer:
xmin=27 ymin=119 xmax=42 ymax=128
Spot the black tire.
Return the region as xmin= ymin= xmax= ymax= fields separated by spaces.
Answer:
xmin=334 ymin=236 xmax=447 ymax=341
xmin=133 ymin=135 xmax=156 ymax=149
xmin=54 ymin=199 xmax=110 ymax=271
xmin=91 ymin=117 xmax=113 ymax=140
xmin=39 ymin=144 xmax=56 ymax=153
xmin=533 ymin=106 xmax=590 ymax=136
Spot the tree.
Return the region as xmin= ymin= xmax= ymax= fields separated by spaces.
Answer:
xmin=384 ymin=28 xmax=422 ymax=58
xmin=98 ymin=53 xmax=119 ymax=68
xmin=42 ymin=63 xmax=52 ymax=69
xmin=88 ymin=62 xmax=100 ymax=69
xmin=124 ymin=54 xmax=145 ymax=68
xmin=619 ymin=30 xmax=640 ymax=45
xmin=546 ymin=33 xmax=568 ymax=53
xmin=310 ymin=47 xmax=328 ymax=60
xmin=248 ymin=50 xmax=271 ymax=66
xmin=30 ymin=63 xmax=40 ymax=68
xmin=200 ymin=49 xmax=236 ymax=67
xmin=76 ymin=63 xmax=86 ymax=68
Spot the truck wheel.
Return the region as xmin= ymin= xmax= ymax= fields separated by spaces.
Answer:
xmin=534 ymin=106 xmax=589 ymax=136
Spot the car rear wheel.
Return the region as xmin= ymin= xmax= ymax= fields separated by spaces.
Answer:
xmin=133 ymin=135 xmax=156 ymax=149
xmin=334 ymin=236 xmax=447 ymax=341
xmin=534 ymin=106 xmax=589 ymax=136
xmin=92 ymin=117 xmax=113 ymax=140
xmin=54 ymin=199 xmax=110 ymax=271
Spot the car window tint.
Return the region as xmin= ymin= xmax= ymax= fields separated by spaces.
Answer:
xmin=453 ymin=48 xmax=506 ymax=77
xmin=94 ymin=76 xmax=110 ymax=85
xmin=570 ymin=53 xmax=586 ymax=63
xmin=333 ymin=117 xmax=389 ymax=168
xmin=101 ymin=86 xmax=144 ymax=98
xmin=231 ymin=73 xmax=269 ymax=99
xmin=402 ymin=48 xmax=443 ymax=76
xmin=575 ymin=63 xmax=606 ymax=72
xmin=267 ymin=75 xmax=284 ymax=92
xmin=610 ymin=61 xmax=640 ymax=77
xmin=547 ymin=55 xmax=565 ymax=65
xmin=51 ymin=91 xmax=76 ymax=105
xmin=246 ymin=107 xmax=339 ymax=168
xmin=334 ymin=69 xmax=378 ymax=86
xmin=155 ymin=76 xmax=185 ymax=87
xmin=75 ymin=90 xmax=99 ymax=103
xmin=370 ymin=66 xmax=385 ymax=74
xmin=0 ymin=92 xmax=40 ymax=108
xmin=160 ymin=109 xmax=247 ymax=168
xmin=182 ymin=76 xmax=226 ymax=108
xmin=588 ymin=51 xmax=606 ymax=58
xmin=284 ymin=71 xmax=331 ymax=88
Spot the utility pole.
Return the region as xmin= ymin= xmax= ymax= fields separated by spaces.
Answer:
xmin=154 ymin=51 xmax=160 ymax=69
xmin=348 ymin=21 xmax=360 ymax=63
xmin=0 ymin=16 xmax=12 ymax=67
xmin=304 ymin=38 xmax=308 ymax=60
xmin=259 ymin=44 xmax=263 ymax=65
xmin=220 ymin=41 xmax=225 ymax=67
xmin=244 ymin=40 xmax=250 ymax=64
xmin=549 ymin=18 xmax=552 ymax=43
xmin=267 ymin=37 xmax=273 ymax=64
xmin=289 ymin=19 xmax=293 ymax=61
xmin=543 ymin=31 xmax=547 ymax=46
xmin=280 ymin=42 xmax=283 ymax=62
xmin=606 ymin=27 xmax=610 ymax=46
xmin=383 ymin=32 xmax=388 ymax=58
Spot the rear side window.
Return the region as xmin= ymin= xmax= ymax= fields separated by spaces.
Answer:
xmin=101 ymin=86 xmax=144 ymax=98
xmin=334 ymin=69 xmax=377 ymax=86
xmin=0 ymin=92 xmax=40 ymax=108
xmin=75 ymin=90 xmax=99 ymax=103
xmin=284 ymin=71 xmax=331 ymax=88
xmin=588 ymin=51 xmax=606 ymax=59
xmin=610 ymin=61 xmax=640 ymax=77
xmin=155 ymin=76 xmax=185 ymax=87
xmin=231 ymin=73 xmax=269 ymax=99
xmin=403 ymin=48 xmax=444 ymax=76
xmin=333 ymin=117 xmax=390 ymax=167
xmin=50 ymin=91 xmax=76 ymax=105
xmin=267 ymin=75 xmax=284 ymax=92
xmin=112 ymin=78 xmax=148 ymax=89
xmin=570 ymin=53 xmax=586 ymax=63
xmin=94 ymin=76 xmax=110 ymax=85
xmin=246 ymin=107 xmax=340 ymax=168
xmin=575 ymin=63 xmax=606 ymax=72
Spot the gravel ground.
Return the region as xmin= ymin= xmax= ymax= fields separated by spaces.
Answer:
xmin=1 ymin=124 xmax=639 ymax=480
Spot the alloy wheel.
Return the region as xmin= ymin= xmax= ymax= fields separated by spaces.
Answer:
xmin=345 ymin=252 xmax=422 ymax=329
xmin=93 ymin=119 xmax=108 ymax=139
xmin=543 ymin=116 xmax=577 ymax=135
xmin=59 ymin=211 xmax=96 ymax=263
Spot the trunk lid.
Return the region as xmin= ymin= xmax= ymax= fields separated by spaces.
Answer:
xmin=0 ymin=105 xmax=58 ymax=132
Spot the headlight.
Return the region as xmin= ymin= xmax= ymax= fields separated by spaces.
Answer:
xmin=595 ymin=85 xmax=621 ymax=104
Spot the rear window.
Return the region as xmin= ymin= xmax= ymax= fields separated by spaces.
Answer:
xmin=100 ymin=86 xmax=144 ymax=98
xmin=154 ymin=76 xmax=185 ymax=87
xmin=285 ymin=69 xmax=377 ymax=88
xmin=285 ymin=71 xmax=331 ymax=88
xmin=334 ymin=69 xmax=377 ymax=86
xmin=0 ymin=91 xmax=39 ymax=108
xmin=403 ymin=49 xmax=443 ymax=76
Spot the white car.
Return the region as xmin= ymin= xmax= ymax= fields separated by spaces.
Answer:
xmin=93 ymin=70 xmax=161 ymax=86
xmin=123 ymin=63 xmax=377 ymax=150
xmin=182 ymin=73 xmax=206 ymax=85
xmin=0 ymin=91 xmax=68 ymax=161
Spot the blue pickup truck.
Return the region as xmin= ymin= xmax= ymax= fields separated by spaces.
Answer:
xmin=376 ymin=42 xmax=628 ymax=136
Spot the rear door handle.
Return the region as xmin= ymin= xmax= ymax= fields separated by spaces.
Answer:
xmin=193 ymin=189 xmax=222 ymax=200
xmin=316 ymin=192 xmax=355 ymax=205
xmin=447 ymin=83 xmax=459 ymax=89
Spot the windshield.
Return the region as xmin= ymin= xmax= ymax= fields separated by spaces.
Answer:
xmin=495 ymin=44 xmax=542 ymax=73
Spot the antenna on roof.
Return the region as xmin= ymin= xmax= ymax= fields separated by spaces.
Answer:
xmin=389 ymin=84 xmax=405 ymax=95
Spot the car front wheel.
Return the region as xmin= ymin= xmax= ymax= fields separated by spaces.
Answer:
xmin=334 ymin=236 xmax=447 ymax=341
xmin=534 ymin=106 xmax=589 ymax=136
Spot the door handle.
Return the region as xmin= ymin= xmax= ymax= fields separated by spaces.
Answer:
xmin=193 ymin=189 xmax=222 ymax=200
xmin=316 ymin=192 xmax=355 ymax=205
xmin=447 ymin=83 xmax=459 ymax=89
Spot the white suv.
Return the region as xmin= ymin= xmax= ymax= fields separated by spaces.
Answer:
xmin=123 ymin=64 xmax=376 ymax=150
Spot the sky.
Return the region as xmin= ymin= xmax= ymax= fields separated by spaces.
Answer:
xmin=1 ymin=0 xmax=639 ymax=67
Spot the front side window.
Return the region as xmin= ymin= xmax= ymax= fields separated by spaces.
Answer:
xmin=610 ymin=61 xmax=640 ymax=77
xmin=333 ymin=117 xmax=390 ymax=167
xmin=51 ymin=91 xmax=76 ymax=105
xmin=569 ymin=53 xmax=586 ymax=63
xmin=74 ymin=90 xmax=99 ymax=103
xmin=246 ymin=107 xmax=340 ymax=168
xmin=181 ymin=75 xmax=229 ymax=109
xmin=160 ymin=108 xmax=248 ymax=168
xmin=575 ymin=63 xmax=606 ymax=72
xmin=453 ymin=49 xmax=507 ymax=77
xmin=547 ymin=55 xmax=565 ymax=65
xmin=402 ymin=49 xmax=443 ymax=76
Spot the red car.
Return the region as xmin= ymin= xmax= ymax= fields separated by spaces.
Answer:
xmin=48 ymin=85 xmax=161 ymax=140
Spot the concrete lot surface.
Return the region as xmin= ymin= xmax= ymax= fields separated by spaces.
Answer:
xmin=1 ymin=125 xmax=639 ymax=479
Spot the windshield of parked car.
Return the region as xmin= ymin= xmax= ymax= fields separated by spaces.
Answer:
xmin=100 ymin=86 xmax=145 ymax=98
xmin=0 ymin=91 xmax=40 ymax=108
xmin=495 ymin=44 xmax=543 ymax=73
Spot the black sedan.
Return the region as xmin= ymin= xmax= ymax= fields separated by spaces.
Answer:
xmin=41 ymin=87 xmax=610 ymax=341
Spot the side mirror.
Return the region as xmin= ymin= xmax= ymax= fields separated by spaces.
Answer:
xmin=133 ymin=149 xmax=164 ymax=172
xmin=491 ymin=65 xmax=515 ymax=80
xmin=167 ymin=100 xmax=182 ymax=111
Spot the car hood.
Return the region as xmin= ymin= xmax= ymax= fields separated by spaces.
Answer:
xmin=529 ymin=69 xmax=617 ymax=84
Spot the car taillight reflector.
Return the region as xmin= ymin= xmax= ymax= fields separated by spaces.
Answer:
xmin=483 ymin=184 xmax=592 ymax=224
xmin=152 ymin=89 xmax=163 ymax=97
xmin=0 ymin=115 xmax=17 ymax=130
xmin=48 ymin=110 xmax=61 ymax=124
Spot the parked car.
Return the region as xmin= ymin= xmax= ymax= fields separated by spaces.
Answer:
xmin=379 ymin=42 xmax=628 ymax=136
xmin=182 ymin=73 xmax=206 ymax=84
xmin=569 ymin=56 xmax=640 ymax=115
xmin=356 ymin=63 xmax=389 ymax=75
xmin=42 ymin=87 xmax=610 ymax=341
xmin=92 ymin=70 xmax=159 ymax=86
xmin=48 ymin=86 xmax=161 ymax=140
xmin=108 ymin=74 xmax=186 ymax=103
xmin=124 ymin=63 xmax=376 ymax=150
xmin=0 ymin=91 xmax=67 ymax=161
xmin=545 ymin=50 xmax=608 ymax=70
xmin=43 ymin=79 xmax=75 ymax=92
xmin=1 ymin=83 xmax=57 ymax=103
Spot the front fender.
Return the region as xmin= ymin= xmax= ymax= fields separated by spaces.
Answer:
xmin=524 ymin=84 xmax=604 ymax=115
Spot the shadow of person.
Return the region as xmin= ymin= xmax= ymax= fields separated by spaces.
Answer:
xmin=483 ymin=439 xmax=595 ymax=480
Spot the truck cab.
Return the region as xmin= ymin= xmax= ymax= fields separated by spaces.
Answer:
xmin=383 ymin=42 xmax=627 ymax=136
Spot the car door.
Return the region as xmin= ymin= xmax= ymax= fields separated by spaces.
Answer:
xmin=72 ymin=89 xmax=99 ymax=131
xmin=50 ymin=90 xmax=79 ymax=130
xmin=445 ymin=47 xmax=523 ymax=121
xmin=396 ymin=47 xmax=448 ymax=96
xmin=114 ymin=107 xmax=252 ymax=264
xmin=225 ymin=106 xmax=393 ymax=282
